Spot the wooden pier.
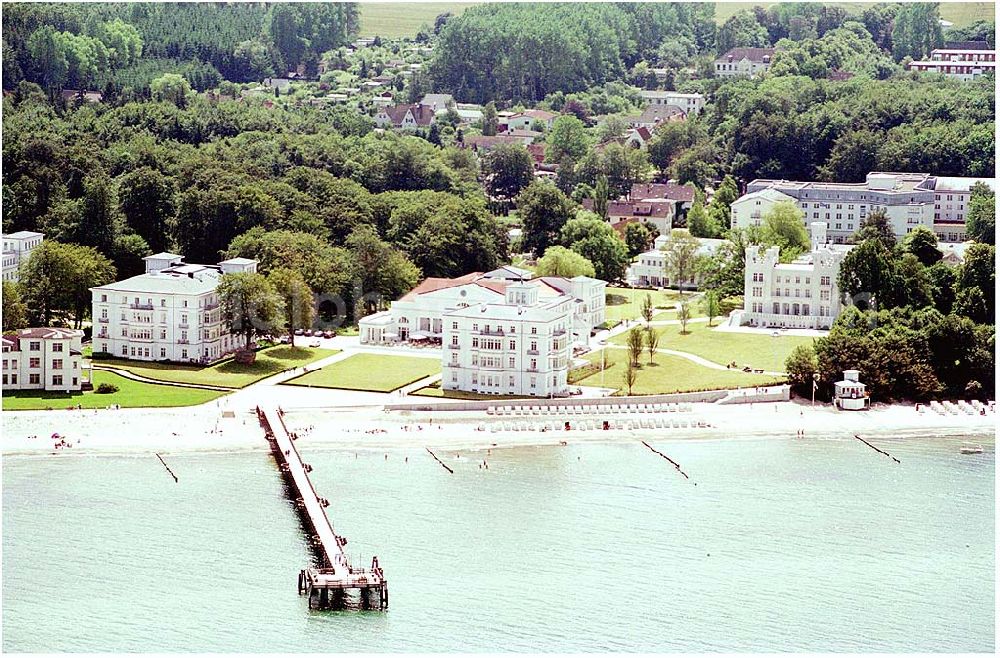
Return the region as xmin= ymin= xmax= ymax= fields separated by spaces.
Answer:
xmin=256 ymin=405 xmax=388 ymax=610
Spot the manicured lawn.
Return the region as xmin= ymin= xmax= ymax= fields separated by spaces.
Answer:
xmin=571 ymin=350 xmax=786 ymax=396
xmin=2 ymin=371 xmax=226 ymax=411
xmin=604 ymin=287 xmax=695 ymax=323
xmin=713 ymin=2 xmax=992 ymax=27
xmin=411 ymin=385 xmax=528 ymax=400
xmin=93 ymin=346 xmax=337 ymax=388
xmin=609 ymin=322 xmax=814 ymax=372
xmin=284 ymin=353 xmax=441 ymax=392
xmin=359 ymin=2 xmax=479 ymax=38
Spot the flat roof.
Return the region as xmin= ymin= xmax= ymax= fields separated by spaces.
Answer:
xmin=3 ymin=231 xmax=44 ymax=240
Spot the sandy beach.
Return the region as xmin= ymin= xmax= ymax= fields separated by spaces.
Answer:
xmin=2 ymin=396 xmax=994 ymax=457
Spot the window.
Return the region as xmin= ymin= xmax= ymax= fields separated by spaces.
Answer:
xmin=452 ymin=322 xmax=458 ymax=330
xmin=29 ymin=341 xmax=40 ymax=351
xmin=52 ymin=359 xmax=62 ymax=370
xmin=29 ymin=373 xmax=40 ymax=385
xmin=101 ymin=294 xmax=107 ymax=302
xmin=160 ymin=348 xmax=166 ymax=358
xmin=52 ymin=342 xmax=63 ymax=352
xmin=161 ymin=330 xmax=166 ymax=340
xmin=820 ymin=276 xmax=831 ymax=286
xmin=531 ymin=327 xmax=537 ymax=335
xmin=181 ymin=349 xmax=188 ymax=359
xmin=28 ymin=358 xmax=40 ymax=368
xmin=53 ymin=375 xmax=63 ymax=386
xmin=509 ymin=341 xmax=515 ymax=350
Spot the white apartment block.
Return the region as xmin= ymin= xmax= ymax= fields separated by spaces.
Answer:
xmin=740 ymin=223 xmax=849 ymax=330
xmin=2 ymin=327 xmax=87 ymax=391
xmin=625 ymin=234 xmax=724 ymax=289
xmin=2 ymin=231 xmax=44 ymax=282
xmin=637 ymin=91 xmax=705 ymax=116
xmin=738 ymin=172 xmax=936 ymax=243
xmin=359 ymin=271 xmax=606 ymax=349
xmin=907 ymin=48 xmax=996 ymax=81
xmin=441 ymin=283 xmax=573 ymax=397
xmin=90 ymin=253 xmax=258 ymax=363
xmin=919 ymin=176 xmax=996 ymax=242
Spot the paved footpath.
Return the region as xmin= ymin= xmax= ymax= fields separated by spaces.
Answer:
xmin=92 ymin=365 xmax=236 ymax=391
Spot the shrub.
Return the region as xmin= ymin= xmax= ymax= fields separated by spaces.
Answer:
xmin=95 ymin=382 xmax=119 ymax=394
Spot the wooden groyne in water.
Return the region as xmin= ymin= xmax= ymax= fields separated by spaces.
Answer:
xmin=256 ymin=404 xmax=387 ymax=610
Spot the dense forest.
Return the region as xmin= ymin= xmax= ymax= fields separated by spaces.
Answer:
xmin=2 ymin=2 xmax=359 ymax=97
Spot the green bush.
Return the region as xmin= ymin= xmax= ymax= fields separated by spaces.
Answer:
xmin=95 ymin=382 xmax=120 ymax=394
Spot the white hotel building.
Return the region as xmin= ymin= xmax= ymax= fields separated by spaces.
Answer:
xmin=2 ymin=327 xmax=87 ymax=391
xmin=2 ymin=231 xmax=44 ymax=282
xmin=625 ymin=234 xmax=724 ymax=290
xmin=735 ymin=172 xmax=936 ymax=243
xmin=90 ymin=253 xmax=257 ymax=363
xmin=442 ymin=283 xmax=573 ymax=397
xmin=360 ymin=269 xmax=606 ymax=397
xmin=739 ymin=223 xmax=849 ymax=330
xmin=906 ymin=47 xmax=996 ymax=81
xmin=638 ymin=90 xmax=705 ymax=116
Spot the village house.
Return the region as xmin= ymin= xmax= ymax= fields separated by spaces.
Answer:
xmin=90 ymin=253 xmax=257 ymax=363
xmin=638 ymin=90 xmax=705 ymax=116
xmin=738 ymin=223 xmax=850 ymax=330
xmin=419 ymin=93 xmax=455 ymax=113
xmin=2 ymin=327 xmax=88 ymax=392
xmin=506 ymin=109 xmax=558 ymax=131
xmin=583 ymin=199 xmax=676 ymax=236
xmin=625 ymin=234 xmax=724 ymax=290
xmin=714 ymin=47 xmax=776 ymax=77
xmin=623 ymin=126 xmax=653 ymax=149
xmin=374 ymin=103 xmax=436 ymax=130
xmin=627 ymin=104 xmax=686 ymax=130
xmin=2 ymin=230 xmax=43 ymax=282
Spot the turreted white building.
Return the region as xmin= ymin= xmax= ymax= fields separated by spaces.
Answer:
xmin=741 ymin=223 xmax=849 ymax=330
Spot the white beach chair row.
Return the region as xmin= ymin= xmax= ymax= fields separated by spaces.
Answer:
xmin=927 ymin=400 xmax=994 ymax=416
xmin=488 ymin=416 xmax=706 ymax=433
xmin=487 ymin=402 xmax=694 ymax=417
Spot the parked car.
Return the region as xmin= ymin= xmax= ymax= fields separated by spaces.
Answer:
xmin=304 ymin=329 xmax=314 ymax=337
xmin=279 ymin=335 xmax=290 ymax=344
xmin=294 ymin=329 xmax=304 ymax=336
xmin=309 ymin=339 xmax=321 ymax=348
xmin=322 ymin=330 xmax=335 ymax=339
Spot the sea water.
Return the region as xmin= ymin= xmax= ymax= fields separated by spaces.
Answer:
xmin=2 ymin=433 xmax=994 ymax=652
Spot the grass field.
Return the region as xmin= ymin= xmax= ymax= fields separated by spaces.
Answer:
xmin=284 ymin=353 xmax=441 ymax=392
xmin=610 ymin=322 xmax=814 ymax=372
xmin=358 ymin=2 xmax=479 ymax=38
xmin=713 ymin=2 xmax=993 ymax=27
xmin=2 ymin=371 xmax=226 ymax=411
xmin=572 ymin=349 xmax=786 ymax=396
xmin=604 ymin=287 xmax=698 ymax=323
xmin=94 ymin=346 xmax=337 ymax=389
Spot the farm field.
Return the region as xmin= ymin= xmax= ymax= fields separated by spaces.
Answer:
xmin=713 ymin=2 xmax=993 ymax=27
xmin=358 ymin=2 xmax=479 ymax=38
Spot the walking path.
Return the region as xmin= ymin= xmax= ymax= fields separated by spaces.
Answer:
xmin=91 ymin=365 xmax=237 ymax=391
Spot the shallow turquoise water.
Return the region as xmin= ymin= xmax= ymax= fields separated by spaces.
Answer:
xmin=2 ymin=433 xmax=994 ymax=652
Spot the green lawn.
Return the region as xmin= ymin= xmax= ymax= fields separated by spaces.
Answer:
xmin=604 ymin=287 xmax=696 ymax=323
xmin=610 ymin=322 xmax=814 ymax=372
xmin=93 ymin=346 xmax=337 ymax=389
xmin=358 ymin=2 xmax=479 ymax=38
xmin=2 ymin=371 xmax=226 ymax=411
xmin=284 ymin=353 xmax=441 ymax=392
xmin=572 ymin=349 xmax=786 ymax=396
xmin=713 ymin=2 xmax=993 ymax=27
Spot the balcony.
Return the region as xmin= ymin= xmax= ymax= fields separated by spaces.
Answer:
xmin=97 ymin=317 xmax=109 ymax=323
xmin=479 ymin=328 xmax=505 ymax=336
xmin=553 ymin=329 xmax=566 ymax=336
xmin=177 ymin=339 xmax=190 ymax=344
xmin=526 ymin=349 xmax=539 ymax=355
xmin=178 ymin=323 xmax=189 ymax=329
xmin=129 ymin=303 xmax=154 ymax=310
xmin=204 ymin=302 xmax=220 ymax=310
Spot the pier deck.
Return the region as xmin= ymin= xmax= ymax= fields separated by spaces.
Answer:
xmin=257 ymin=404 xmax=387 ymax=610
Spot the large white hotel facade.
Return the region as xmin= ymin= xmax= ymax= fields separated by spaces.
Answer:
xmin=732 ymin=171 xmax=994 ymax=244
xmin=90 ymin=252 xmax=257 ymax=363
xmin=360 ymin=268 xmax=606 ymax=397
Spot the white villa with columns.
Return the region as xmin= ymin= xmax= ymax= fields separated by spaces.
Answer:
xmin=90 ymin=253 xmax=258 ymax=363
